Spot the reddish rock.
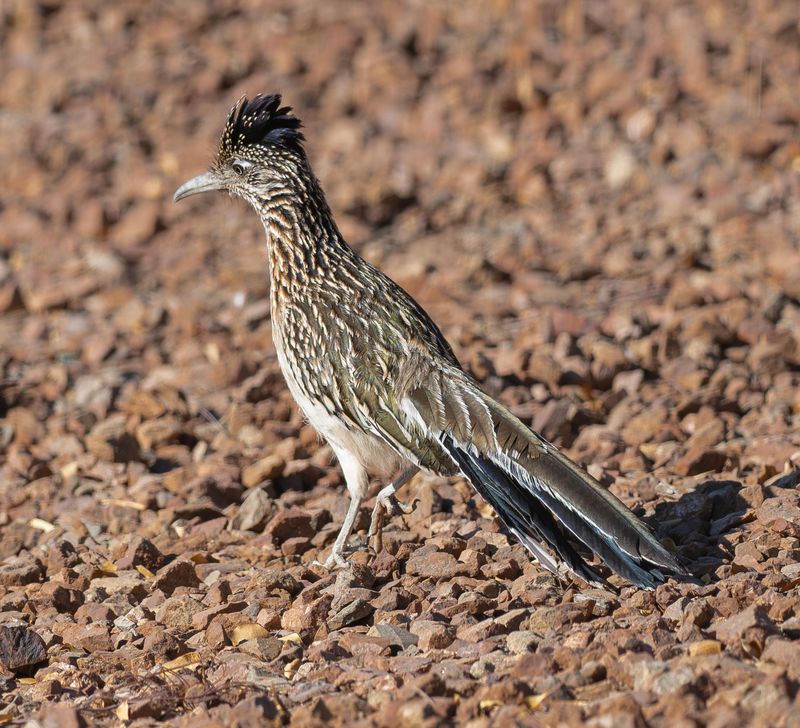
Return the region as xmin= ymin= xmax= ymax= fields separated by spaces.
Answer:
xmin=142 ymin=628 xmax=183 ymax=661
xmin=114 ymin=536 xmax=166 ymax=572
xmin=263 ymin=507 xmax=317 ymax=544
xmin=0 ymin=556 xmax=43 ymax=586
xmin=232 ymin=488 xmax=274 ymax=532
xmin=762 ymin=639 xmax=800 ymax=678
xmin=155 ymin=594 xmax=205 ymax=632
xmin=75 ymin=602 xmax=115 ymax=624
xmin=152 ymin=559 xmax=200 ymax=596
xmin=37 ymin=582 xmax=84 ymax=614
xmin=45 ymin=540 xmax=79 ymax=574
xmin=35 ymin=703 xmax=86 ymax=728
xmin=0 ymin=625 xmax=47 ymax=671
xmin=89 ymin=575 xmax=148 ymax=602
xmin=714 ymin=604 xmax=775 ymax=647
xmin=409 ymin=620 xmax=456 ymax=650
xmin=675 ymin=447 xmax=728 ymax=476
xmin=367 ymin=623 xmax=418 ymax=649
xmin=242 ymin=455 xmax=286 ymax=487
xmin=60 ymin=623 xmax=114 ymax=653
xmin=406 ymin=550 xmax=463 ymax=580
xmin=191 ymin=601 xmax=247 ymax=631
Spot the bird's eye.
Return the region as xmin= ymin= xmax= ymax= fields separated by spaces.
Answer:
xmin=232 ymin=161 xmax=247 ymax=175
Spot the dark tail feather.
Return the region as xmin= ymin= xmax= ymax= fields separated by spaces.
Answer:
xmin=441 ymin=435 xmax=678 ymax=589
xmin=441 ymin=435 xmax=605 ymax=587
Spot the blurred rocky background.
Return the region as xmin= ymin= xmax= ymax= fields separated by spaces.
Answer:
xmin=1 ymin=1 xmax=799 ymax=725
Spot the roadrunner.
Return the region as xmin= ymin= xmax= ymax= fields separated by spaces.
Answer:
xmin=174 ymin=93 xmax=685 ymax=588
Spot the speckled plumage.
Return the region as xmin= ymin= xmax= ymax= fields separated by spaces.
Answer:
xmin=174 ymin=93 xmax=687 ymax=588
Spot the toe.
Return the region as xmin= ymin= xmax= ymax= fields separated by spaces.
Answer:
xmin=319 ymin=547 xmax=352 ymax=569
xmin=396 ymin=501 xmax=415 ymax=515
xmin=368 ymin=504 xmax=385 ymax=538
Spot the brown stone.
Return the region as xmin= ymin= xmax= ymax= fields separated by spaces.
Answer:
xmin=409 ymin=620 xmax=456 ymax=650
xmin=142 ymin=628 xmax=183 ymax=661
xmin=75 ymin=602 xmax=115 ymax=624
xmin=60 ymin=623 xmax=113 ymax=653
xmin=406 ymin=550 xmax=463 ymax=580
xmin=263 ymin=507 xmax=320 ymax=544
xmin=232 ymin=488 xmax=273 ymax=532
xmin=89 ymin=575 xmax=148 ymax=601
xmin=35 ymin=703 xmax=86 ymax=728
xmin=45 ymin=540 xmax=79 ymax=574
xmin=714 ymin=605 xmax=775 ymax=647
xmin=152 ymin=559 xmax=200 ymax=596
xmin=675 ymin=447 xmax=728 ymax=476
xmin=191 ymin=601 xmax=247 ymax=631
xmin=114 ymin=536 xmax=166 ymax=572
xmin=0 ymin=625 xmax=47 ymax=671
xmin=37 ymin=582 xmax=84 ymax=614
xmin=242 ymin=455 xmax=286 ymax=487
xmin=762 ymin=639 xmax=800 ymax=678
xmin=367 ymin=623 xmax=418 ymax=649
xmin=0 ymin=556 xmax=43 ymax=586
xmin=155 ymin=594 xmax=205 ymax=632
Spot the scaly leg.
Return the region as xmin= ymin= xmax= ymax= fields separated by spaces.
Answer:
xmin=323 ymin=494 xmax=361 ymax=568
xmin=322 ymin=449 xmax=369 ymax=569
xmin=368 ymin=466 xmax=419 ymax=552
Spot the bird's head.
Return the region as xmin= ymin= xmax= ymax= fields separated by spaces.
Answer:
xmin=174 ymin=93 xmax=306 ymax=207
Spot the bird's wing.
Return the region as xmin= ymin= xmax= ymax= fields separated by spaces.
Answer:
xmin=390 ymin=356 xmax=686 ymax=588
xmin=312 ymin=312 xmax=462 ymax=477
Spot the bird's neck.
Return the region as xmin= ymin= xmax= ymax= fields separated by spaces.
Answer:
xmin=253 ymin=171 xmax=352 ymax=294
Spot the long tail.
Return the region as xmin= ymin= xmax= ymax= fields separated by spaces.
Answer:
xmin=450 ymin=393 xmax=685 ymax=587
xmin=440 ymin=434 xmax=607 ymax=586
xmin=401 ymin=370 xmax=687 ymax=588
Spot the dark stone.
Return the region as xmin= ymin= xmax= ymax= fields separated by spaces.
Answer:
xmin=0 ymin=625 xmax=47 ymax=672
xmin=115 ymin=536 xmax=166 ymax=572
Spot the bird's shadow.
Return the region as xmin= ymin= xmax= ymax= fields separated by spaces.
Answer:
xmin=645 ymin=479 xmax=745 ymax=581
xmin=642 ymin=470 xmax=799 ymax=582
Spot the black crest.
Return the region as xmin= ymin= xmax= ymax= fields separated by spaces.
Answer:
xmin=219 ymin=94 xmax=305 ymax=158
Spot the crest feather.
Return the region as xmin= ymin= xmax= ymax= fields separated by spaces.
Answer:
xmin=219 ymin=93 xmax=305 ymax=157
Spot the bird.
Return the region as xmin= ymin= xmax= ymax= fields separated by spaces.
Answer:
xmin=174 ymin=93 xmax=686 ymax=589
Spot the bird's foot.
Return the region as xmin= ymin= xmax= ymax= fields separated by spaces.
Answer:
xmin=312 ymin=547 xmax=351 ymax=570
xmin=367 ymin=494 xmax=393 ymax=540
xmin=368 ymin=505 xmax=386 ymax=555
xmin=368 ymin=491 xmax=416 ymax=553
xmin=369 ymin=492 xmax=415 ymax=534
xmin=324 ymin=549 xmax=350 ymax=569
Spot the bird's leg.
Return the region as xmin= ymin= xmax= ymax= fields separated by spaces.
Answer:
xmin=321 ymin=450 xmax=369 ymax=569
xmin=323 ymin=493 xmax=362 ymax=568
xmin=369 ymin=466 xmax=419 ymax=552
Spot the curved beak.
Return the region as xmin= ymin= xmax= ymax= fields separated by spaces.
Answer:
xmin=173 ymin=171 xmax=225 ymax=203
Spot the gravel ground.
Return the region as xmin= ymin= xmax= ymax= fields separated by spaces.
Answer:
xmin=1 ymin=1 xmax=800 ymax=725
